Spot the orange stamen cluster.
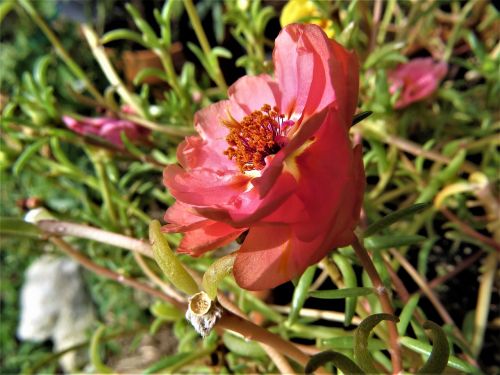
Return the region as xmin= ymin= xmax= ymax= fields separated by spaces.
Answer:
xmin=224 ymin=104 xmax=286 ymax=172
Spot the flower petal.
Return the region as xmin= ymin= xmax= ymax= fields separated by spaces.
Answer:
xmin=177 ymin=221 xmax=245 ymax=256
xmin=163 ymin=164 xmax=250 ymax=207
xmin=273 ymin=24 xmax=359 ymax=124
xmin=233 ymin=225 xmax=326 ymax=290
xmin=163 ymin=201 xmax=207 ymax=232
xmin=194 ymin=100 xmax=246 ymax=156
xmin=177 ymin=136 xmax=237 ymax=171
xmin=228 ymin=74 xmax=281 ymax=116
xmin=194 ymin=170 xmax=298 ymax=227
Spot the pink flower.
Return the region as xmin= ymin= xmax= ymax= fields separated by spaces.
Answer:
xmin=62 ymin=114 xmax=149 ymax=148
xmin=163 ymin=24 xmax=364 ymax=290
xmin=388 ymin=57 xmax=448 ymax=109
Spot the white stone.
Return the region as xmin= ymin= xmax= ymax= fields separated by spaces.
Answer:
xmin=17 ymin=255 xmax=95 ymax=372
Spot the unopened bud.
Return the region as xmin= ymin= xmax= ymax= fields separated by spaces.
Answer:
xmin=185 ymin=291 xmax=223 ymax=337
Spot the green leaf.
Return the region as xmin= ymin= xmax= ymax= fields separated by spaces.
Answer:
xmin=352 ymin=111 xmax=373 ymax=126
xmin=398 ymin=294 xmax=420 ymax=336
xmin=400 ymin=337 xmax=482 ymax=374
xmin=142 ymin=352 xmax=191 ymax=375
xmin=125 ymin=4 xmax=160 ymax=48
xmin=364 ymin=203 xmax=431 ymax=237
xmin=417 ymin=321 xmax=450 ymax=374
xmin=363 ymin=42 xmax=405 ymax=69
xmin=321 ymin=336 xmax=386 ymax=351
xmin=417 ymin=149 xmax=466 ymax=203
xmin=133 ymin=67 xmax=168 ymax=85
xmin=202 ymin=254 xmax=236 ymax=300
xmin=13 ymin=138 xmax=50 ymax=176
xmin=310 ymin=287 xmax=374 ymax=300
xmin=0 ymin=0 xmax=15 ymax=23
xmin=305 ymin=350 xmax=365 ymax=375
xmin=364 ymin=235 xmax=426 ymax=250
xmin=34 ymin=55 xmax=52 ymax=88
xmin=354 ymin=313 xmax=399 ymax=373
xmin=100 ymin=29 xmax=146 ymax=46
xmin=149 ymin=220 xmax=199 ymax=295
xmin=0 ymin=218 xmax=42 ymax=238
xmin=150 ymin=301 xmax=183 ymax=321
xmin=332 ymin=253 xmax=359 ymax=326
xmin=211 ymin=46 xmax=233 ymax=59
xmin=288 ymin=265 xmax=316 ymax=325
xmin=222 ymin=332 xmax=266 ymax=358
xmin=89 ymin=325 xmax=113 ymax=374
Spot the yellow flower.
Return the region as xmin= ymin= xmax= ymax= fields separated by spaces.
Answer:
xmin=280 ymin=0 xmax=335 ymax=38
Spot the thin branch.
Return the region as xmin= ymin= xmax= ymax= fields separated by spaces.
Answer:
xmin=133 ymin=252 xmax=186 ymax=303
xmin=38 ymin=220 xmax=153 ymax=257
xmin=440 ymin=208 xmax=500 ymax=251
xmin=49 ymin=236 xmax=185 ymax=310
xmin=427 ymin=250 xmax=484 ymax=289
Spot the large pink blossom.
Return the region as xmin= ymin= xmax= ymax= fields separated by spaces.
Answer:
xmin=388 ymin=57 xmax=448 ymax=109
xmin=62 ymin=114 xmax=149 ymax=148
xmin=163 ymin=24 xmax=364 ymax=290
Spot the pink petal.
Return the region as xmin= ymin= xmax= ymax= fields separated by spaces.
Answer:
xmin=176 ymin=136 xmax=237 ymax=171
xmin=273 ymin=24 xmax=359 ymax=124
xmin=228 ymin=74 xmax=281 ymax=116
xmin=163 ymin=164 xmax=250 ymax=207
xmin=388 ymin=58 xmax=448 ymax=109
xmin=194 ymin=100 xmax=246 ymax=156
xmin=194 ymin=170 xmax=298 ymax=227
xmin=177 ymin=221 xmax=245 ymax=256
xmin=233 ymin=225 xmax=325 ymax=290
xmin=163 ymin=201 xmax=207 ymax=232
xmin=233 ymin=225 xmax=296 ymax=290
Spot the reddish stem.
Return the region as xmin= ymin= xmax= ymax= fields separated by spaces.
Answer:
xmin=352 ymin=236 xmax=402 ymax=374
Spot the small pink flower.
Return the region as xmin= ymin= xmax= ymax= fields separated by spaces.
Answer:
xmin=163 ymin=24 xmax=364 ymax=290
xmin=62 ymin=114 xmax=149 ymax=148
xmin=388 ymin=57 xmax=448 ymax=109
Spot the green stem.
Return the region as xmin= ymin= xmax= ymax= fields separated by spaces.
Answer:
xmin=92 ymin=155 xmax=118 ymax=225
xmin=158 ymin=50 xmax=187 ymax=104
xmin=471 ymin=252 xmax=498 ymax=358
xmin=18 ymin=0 xmax=105 ymax=103
xmin=81 ymin=24 xmax=142 ymax=116
xmin=182 ymin=0 xmax=228 ymax=92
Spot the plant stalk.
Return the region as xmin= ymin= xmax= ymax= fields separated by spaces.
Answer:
xmin=352 ymin=236 xmax=402 ymax=374
xmin=182 ymin=0 xmax=228 ymax=92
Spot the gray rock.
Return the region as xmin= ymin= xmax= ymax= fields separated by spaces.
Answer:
xmin=17 ymin=255 xmax=96 ymax=372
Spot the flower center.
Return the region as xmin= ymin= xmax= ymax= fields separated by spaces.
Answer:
xmin=223 ymin=104 xmax=293 ymax=172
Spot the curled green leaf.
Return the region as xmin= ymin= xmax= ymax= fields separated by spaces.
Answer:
xmin=89 ymin=325 xmax=113 ymax=374
xmin=202 ymin=254 xmax=236 ymax=300
xmin=417 ymin=321 xmax=450 ymax=374
xmin=100 ymin=29 xmax=146 ymax=46
xmin=149 ymin=220 xmax=199 ymax=295
xmin=305 ymin=350 xmax=365 ymax=375
xmin=354 ymin=313 xmax=399 ymax=373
